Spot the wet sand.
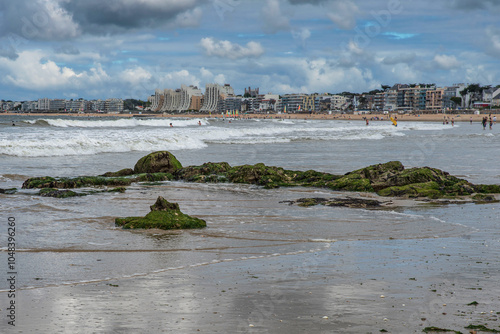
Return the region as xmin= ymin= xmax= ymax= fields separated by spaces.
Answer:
xmin=12 ymin=234 xmax=500 ymax=333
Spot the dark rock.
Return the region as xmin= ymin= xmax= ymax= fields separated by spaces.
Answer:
xmin=226 ymin=163 xmax=294 ymax=189
xmin=101 ymin=168 xmax=135 ymax=177
xmin=150 ymin=196 xmax=180 ymax=211
xmin=290 ymin=197 xmax=382 ymax=208
xmin=115 ymin=196 xmax=206 ymax=230
xmin=39 ymin=188 xmax=86 ymax=198
xmin=174 ymin=162 xmax=231 ymax=183
xmin=134 ymin=151 xmax=183 ymax=174
xmin=0 ymin=188 xmax=17 ymax=194
xmin=23 ymin=176 xmax=133 ymax=189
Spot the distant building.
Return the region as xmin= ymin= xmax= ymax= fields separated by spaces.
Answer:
xmin=200 ymin=83 xmax=235 ymax=113
xmin=426 ymin=89 xmax=444 ymax=111
xmin=105 ymin=98 xmax=124 ymax=113
xmin=244 ymin=87 xmax=259 ymax=98
xmin=37 ymin=98 xmax=50 ymax=110
xmin=281 ymin=94 xmax=307 ymax=113
xmin=66 ymin=99 xmax=86 ymax=112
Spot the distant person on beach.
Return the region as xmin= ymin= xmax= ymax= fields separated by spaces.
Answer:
xmin=170 ymin=123 xmax=173 ymax=127
xmin=490 ymin=117 xmax=493 ymax=130
xmin=470 ymin=117 xmax=473 ymax=124
xmin=451 ymin=118 xmax=454 ymax=127
xmin=482 ymin=117 xmax=487 ymax=130
xmin=494 ymin=116 xmax=497 ymax=124
xmin=198 ymin=121 xmax=201 ymax=126
xmin=366 ymin=118 xmax=369 ymax=126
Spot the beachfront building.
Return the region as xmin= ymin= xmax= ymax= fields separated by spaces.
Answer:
xmin=159 ymin=89 xmax=182 ymax=112
xmin=426 ymin=89 xmax=444 ymax=111
xmin=105 ymin=98 xmax=124 ymax=113
xmin=37 ymin=98 xmax=50 ymax=110
xmin=150 ymin=89 xmax=165 ymax=112
xmin=303 ymin=95 xmax=316 ymax=112
xmin=189 ymin=95 xmax=203 ymax=111
xmin=200 ymin=83 xmax=235 ymax=113
xmin=242 ymin=97 xmax=258 ymax=112
xmin=50 ymin=99 xmax=66 ymax=111
xmin=222 ymin=96 xmax=242 ymax=113
xmin=330 ymin=95 xmax=348 ymax=110
xmin=89 ymin=99 xmax=106 ymax=112
xmin=66 ymin=99 xmax=86 ymax=112
xmin=491 ymin=88 xmax=500 ymax=107
xmin=280 ymin=94 xmax=307 ymax=113
xmin=179 ymin=85 xmax=203 ymax=111
xmin=21 ymin=101 xmax=38 ymax=111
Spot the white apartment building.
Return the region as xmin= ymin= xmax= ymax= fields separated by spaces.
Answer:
xmin=200 ymin=83 xmax=234 ymax=113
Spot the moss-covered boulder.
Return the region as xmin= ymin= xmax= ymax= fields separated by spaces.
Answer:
xmin=134 ymin=151 xmax=182 ymax=174
xmin=226 ymin=163 xmax=294 ymax=189
xmin=115 ymin=196 xmax=206 ymax=230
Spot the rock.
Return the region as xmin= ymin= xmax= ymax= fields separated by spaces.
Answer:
xmin=101 ymin=168 xmax=135 ymax=177
xmin=287 ymin=197 xmax=383 ymax=208
xmin=150 ymin=196 xmax=180 ymax=211
xmin=472 ymin=194 xmax=499 ymax=203
xmin=115 ymin=196 xmax=206 ymax=230
xmin=39 ymin=188 xmax=86 ymax=198
xmin=226 ymin=163 xmax=294 ymax=189
xmin=174 ymin=162 xmax=231 ymax=183
xmin=134 ymin=151 xmax=183 ymax=174
xmin=23 ymin=176 xmax=133 ymax=189
xmin=0 ymin=188 xmax=17 ymax=194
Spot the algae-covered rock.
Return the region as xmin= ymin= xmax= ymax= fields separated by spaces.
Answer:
xmin=39 ymin=188 xmax=86 ymax=198
xmin=101 ymin=168 xmax=135 ymax=177
xmin=472 ymin=194 xmax=499 ymax=203
xmin=227 ymin=163 xmax=294 ymax=189
xmin=175 ymin=162 xmax=231 ymax=183
xmin=115 ymin=196 xmax=206 ymax=230
xmin=22 ymin=176 xmax=133 ymax=189
xmin=288 ymin=197 xmax=382 ymax=208
xmin=377 ymin=181 xmax=443 ymax=199
xmin=134 ymin=151 xmax=182 ymax=174
xmin=0 ymin=188 xmax=17 ymax=194
xmin=133 ymin=173 xmax=172 ymax=182
xmin=474 ymin=184 xmax=500 ymax=194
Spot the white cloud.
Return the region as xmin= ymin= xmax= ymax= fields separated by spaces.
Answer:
xmin=120 ymin=67 xmax=152 ymax=85
xmin=262 ymin=0 xmax=291 ymax=34
xmin=433 ymin=54 xmax=461 ymax=70
xmin=200 ymin=37 xmax=264 ymax=59
xmin=485 ymin=26 xmax=500 ymax=57
xmin=326 ymin=0 xmax=360 ymax=30
xmin=0 ymin=50 xmax=109 ymax=90
xmin=214 ymin=74 xmax=226 ymax=85
xmin=292 ymin=28 xmax=311 ymax=48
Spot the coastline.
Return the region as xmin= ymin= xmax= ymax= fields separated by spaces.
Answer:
xmin=2 ymin=111 xmax=498 ymax=122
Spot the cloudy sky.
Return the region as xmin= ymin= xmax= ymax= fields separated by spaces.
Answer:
xmin=1 ymin=0 xmax=500 ymax=100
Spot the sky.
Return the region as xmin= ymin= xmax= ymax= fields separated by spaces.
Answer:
xmin=1 ymin=0 xmax=500 ymax=101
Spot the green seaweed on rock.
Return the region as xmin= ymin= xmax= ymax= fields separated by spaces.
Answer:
xmin=115 ymin=196 xmax=206 ymax=230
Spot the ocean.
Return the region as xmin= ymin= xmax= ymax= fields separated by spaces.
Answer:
xmin=1 ymin=114 xmax=499 ymax=333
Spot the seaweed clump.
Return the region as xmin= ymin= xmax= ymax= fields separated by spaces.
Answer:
xmin=115 ymin=196 xmax=206 ymax=230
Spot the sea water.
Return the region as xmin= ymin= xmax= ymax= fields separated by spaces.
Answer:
xmin=0 ymin=115 xmax=499 ymax=291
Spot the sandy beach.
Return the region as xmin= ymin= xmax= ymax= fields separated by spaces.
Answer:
xmin=2 ymin=111 xmax=499 ymax=123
